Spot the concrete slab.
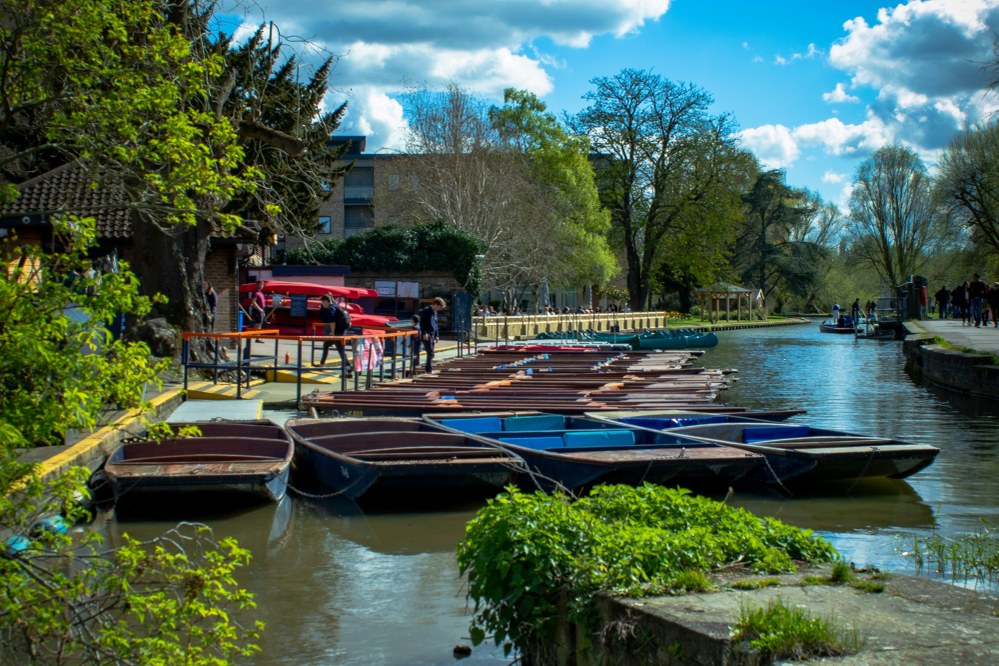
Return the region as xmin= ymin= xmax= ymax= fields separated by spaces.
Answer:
xmin=918 ymin=318 xmax=999 ymax=355
xmin=583 ymin=566 xmax=999 ymax=665
xmin=167 ymin=399 xmax=262 ymax=422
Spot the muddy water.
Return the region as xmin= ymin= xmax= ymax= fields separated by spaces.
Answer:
xmin=100 ymin=322 xmax=999 ymax=665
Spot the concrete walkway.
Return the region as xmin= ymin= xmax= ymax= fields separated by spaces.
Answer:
xmin=917 ymin=317 xmax=999 ymax=355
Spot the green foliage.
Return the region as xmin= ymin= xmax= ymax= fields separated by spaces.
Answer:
xmin=456 ymin=484 xmax=837 ymax=652
xmin=730 ymin=577 xmax=782 ymax=590
xmin=0 ymin=218 xmax=167 ymax=447
xmin=732 ymin=598 xmax=862 ymax=660
xmin=906 ymin=520 xmax=999 ymax=587
xmin=0 ymin=221 xmax=262 ymax=661
xmin=283 ymin=221 xmax=485 ymax=295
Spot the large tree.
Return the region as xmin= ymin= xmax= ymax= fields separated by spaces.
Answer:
xmin=1 ymin=0 xmax=349 ymax=333
xmin=396 ymin=84 xmax=616 ymax=310
xmin=935 ymin=121 xmax=999 ymax=256
xmin=733 ymin=170 xmax=829 ymax=305
xmin=571 ymin=69 xmax=750 ymax=310
xmin=848 ymin=144 xmax=937 ymax=288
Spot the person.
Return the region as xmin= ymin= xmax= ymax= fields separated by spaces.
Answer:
xmin=918 ymin=283 xmax=928 ymax=319
xmin=988 ymin=282 xmax=999 ymax=329
xmin=202 ymin=281 xmax=217 ymax=331
xmin=968 ymin=273 xmax=989 ymax=327
xmin=409 ymin=314 xmax=422 ymax=371
xmin=316 ymin=295 xmax=352 ymax=375
xmin=851 ymin=299 xmax=861 ymax=324
xmin=952 ymin=282 xmax=969 ymax=326
xmin=832 ymin=303 xmax=841 ymax=326
xmin=241 ymin=279 xmax=267 ymax=356
xmin=934 ymin=285 xmax=949 ymax=320
xmin=419 ymin=296 xmax=446 ymax=373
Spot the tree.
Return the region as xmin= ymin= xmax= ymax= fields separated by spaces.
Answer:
xmin=489 ymin=89 xmax=617 ymax=298
xmin=733 ymin=170 xmax=829 ymax=305
xmin=0 ymin=219 xmax=263 ymax=662
xmin=0 ymin=0 xmax=350 ymax=334
xmin=395 ymin=84 xmax=615 ymax=310
xmin=571 ymin=69 xmax=750 ymax=310
xmin=848 ymin=144 xmax=937 ymax=288
xmin=936 ymin=121 xmax=999 ymax=255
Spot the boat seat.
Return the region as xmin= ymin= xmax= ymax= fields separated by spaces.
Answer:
xmin=498 ymin=436 xmax=564 ymax=451
xmin=562 ymin=430 xmax=635 ymax=448
xmin=436 ymin=417 xmax=503 ymax=434
xmin=504 ymin=414 xmax=566 ymax=431
xmin=742 ymin=425 xmax=811 ymax=444
xmin=622 ymin=415 xmax=727 ymax=429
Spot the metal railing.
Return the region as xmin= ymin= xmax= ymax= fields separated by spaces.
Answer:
xmin=181 ymin=328 xmax=421 ymax=404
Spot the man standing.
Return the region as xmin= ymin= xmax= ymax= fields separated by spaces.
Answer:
xmin=419 ymin=297 xmax=446 ymax=373
xmin=934 ymin=285 xmax=949 ymax=320
xmin=969 ymin=273 xmax=989 ymax=327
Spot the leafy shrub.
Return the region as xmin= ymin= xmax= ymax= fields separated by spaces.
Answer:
xmin=456 ymin=484 xmax=837 ymax=653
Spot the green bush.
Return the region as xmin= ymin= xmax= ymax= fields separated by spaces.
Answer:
xmin=456 ymin=484 xmax=837 ymax=654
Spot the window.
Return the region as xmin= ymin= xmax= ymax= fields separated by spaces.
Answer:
xmin=317 ymin=216 xmax=331 ymax=234
xmin=344 ymin=207 xmax=373 ymax=237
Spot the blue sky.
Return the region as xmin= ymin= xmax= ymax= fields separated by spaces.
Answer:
xmin=221 ymin=0 xmax=999 ymax=209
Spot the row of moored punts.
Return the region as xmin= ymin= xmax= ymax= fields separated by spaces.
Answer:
xmin=95 ymin=349 xmax=940 ymax=507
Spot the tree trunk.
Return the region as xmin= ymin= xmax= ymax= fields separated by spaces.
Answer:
xmin=129 ymin=218 xmax=214 ymax=348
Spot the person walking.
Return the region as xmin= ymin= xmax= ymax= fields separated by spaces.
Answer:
xmin=968 ymin=273 xmax=989 ymax=328
xmin=933 ymin=285 xmax=949 ymax=320
xmin=988 ymin=282 xmax=999 ymax=329
xmin=316 ymin=295 xmax=352 ymax=375
xmin=419 ymin=297 xmax=446 ymax=374
xmin=951 ymin=282 xmax=969 ymax=326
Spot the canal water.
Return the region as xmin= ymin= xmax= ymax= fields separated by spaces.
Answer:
xmin=99 ymin=322 xmax=999 ymax=665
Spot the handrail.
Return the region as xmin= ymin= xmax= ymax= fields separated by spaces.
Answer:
xmin=181 ymin=328 xmax=422 ymax=404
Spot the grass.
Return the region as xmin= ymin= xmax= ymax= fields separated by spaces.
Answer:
xmin=731 ymin=598 xmax=863 ymax=660
xmin=906 ymin=521 xmax=999 ymax=587
xmin=930 ymin=336 xmax=999 ymax=365
xmin=801 ymin=560 xmax=885 ymax=593
xmin=730 ymin=577 xmax=782 ymax=590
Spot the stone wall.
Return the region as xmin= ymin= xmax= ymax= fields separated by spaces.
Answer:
xmin=902 ymin=324 xmax=999 ymax=401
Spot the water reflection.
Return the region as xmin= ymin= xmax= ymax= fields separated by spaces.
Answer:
xmin=93 ymin=322 xmax=999 ymax=663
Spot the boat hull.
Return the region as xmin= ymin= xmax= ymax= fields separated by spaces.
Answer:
xmin=426 ymin=412 xmax=761 ymax=493
xmin=286 ymin=417 xmax=520 ymax=501
xmin=584 ymin=413 xmax=939 ymax=486
xmin=102 ymin=420 xmax=294 ymax=507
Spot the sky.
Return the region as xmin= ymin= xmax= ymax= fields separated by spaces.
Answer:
xmin=220 ymin=0 xmax=999 ymax=209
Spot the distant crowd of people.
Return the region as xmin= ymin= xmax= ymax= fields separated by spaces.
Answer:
xmin=932 ymin=273 xmax=999 ymax=328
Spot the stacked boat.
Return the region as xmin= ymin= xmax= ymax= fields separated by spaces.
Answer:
xmin=536 ymin=328 xmax=719 ymax=350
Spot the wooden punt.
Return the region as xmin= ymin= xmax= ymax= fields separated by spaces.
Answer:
xmin=585 ymin=411 xmax=939 ymax=485
xmin=101 ymin=420 xmax=294 ymax=506
xmin=285 ymin=417 xmax=522 ymax=500
xmin=424 ymin=411 xmax=762 ymax=493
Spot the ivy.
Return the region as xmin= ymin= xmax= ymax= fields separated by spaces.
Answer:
xmin=282 ymin=221 xmax=484 ymax=295
xmin=456 ymin=484 xmax=837 ymax=654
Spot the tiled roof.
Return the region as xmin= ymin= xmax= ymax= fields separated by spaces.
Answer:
xmin=0 ymin=161 xmax=133 ymax=238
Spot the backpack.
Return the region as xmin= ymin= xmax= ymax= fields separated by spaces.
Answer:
xmin=333 ymin=304 xmax=351 ymax=330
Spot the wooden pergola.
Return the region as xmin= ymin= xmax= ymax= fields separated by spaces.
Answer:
xmin=694 ymin=283 xmax=762 ymax=322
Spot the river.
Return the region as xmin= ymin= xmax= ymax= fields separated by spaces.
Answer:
xmin=99 ymin=321 xmax=999 ymax=665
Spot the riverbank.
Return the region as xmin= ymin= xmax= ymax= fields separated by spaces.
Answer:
xmin=570 ymin=563 xmax=998 ymax=665
xmin=902 ymin=319 xmax=999 ymax=402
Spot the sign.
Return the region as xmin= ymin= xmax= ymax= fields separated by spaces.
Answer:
xmin=290 ymin=294 xmax=308 ymax=318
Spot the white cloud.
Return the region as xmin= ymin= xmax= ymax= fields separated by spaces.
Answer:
xmin=221 ymin=0 xmax=673 ymax=151
xmin=793 ymin=115 xmax=893 ymax=156
xmin=736 ymin=124 xmax=799 ymax=168
xmin=822 ymin=83 xmax=860 ymax=104
xmin=822 ymin=171 xmax=846 ymax=184
xmin=792 ymin=43 xmax=821 ymax=60
xmin=774 ymin=54 xmax=789 ymax=66
xmin=347 ymin=89 xmax=409 ymax=152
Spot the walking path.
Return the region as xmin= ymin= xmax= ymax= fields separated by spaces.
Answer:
xmin=916 ymin=317 xmax=999 ymax=355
